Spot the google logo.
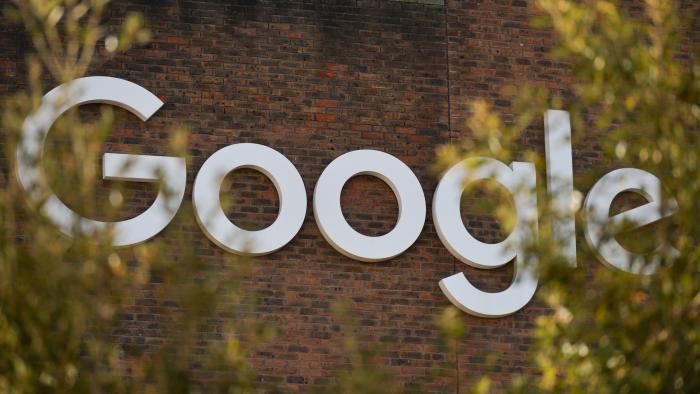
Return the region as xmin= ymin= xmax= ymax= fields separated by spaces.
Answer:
xmin=18 ymin=77 xmax=677 ymax=317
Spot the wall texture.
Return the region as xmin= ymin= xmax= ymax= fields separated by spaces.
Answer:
xmin=1 ymin=0 xmax=660 ymax=391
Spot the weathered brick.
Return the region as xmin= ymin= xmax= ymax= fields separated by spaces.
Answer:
xmin=3 ymin=0 xmax=696 ymax=392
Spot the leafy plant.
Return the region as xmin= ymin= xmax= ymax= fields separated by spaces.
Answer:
xmin=436 ymin=0 xmax=700 ymax=392
xmin=0 ymin=1 xmax=272 ymax=392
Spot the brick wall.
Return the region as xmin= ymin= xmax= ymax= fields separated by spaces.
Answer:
xmin=4 ymin=0 xmax=687 ymax=391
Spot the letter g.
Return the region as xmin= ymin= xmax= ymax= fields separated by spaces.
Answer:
xmin=17 ymin=76 xmax=186 ymax=246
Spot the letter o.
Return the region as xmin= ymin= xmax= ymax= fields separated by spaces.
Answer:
xmin=193 ymin=143 xmax=307 ymax=255
xmin=313 ymin=150 xmax=426 ymax=262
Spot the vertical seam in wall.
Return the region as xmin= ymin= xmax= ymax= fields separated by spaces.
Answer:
xmin=442 ymin=2 xmax=459 ymax=393
xmin=16 ymin=26 xmax=23 ymax=89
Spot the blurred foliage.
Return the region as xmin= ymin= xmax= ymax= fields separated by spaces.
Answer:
xmin=435 ymin=0 xmax=700 ymax=393
xmin=0 ymin=1 xmax=272 ymax=392
xmin=522 ymin=1 xmax=700 ymax=392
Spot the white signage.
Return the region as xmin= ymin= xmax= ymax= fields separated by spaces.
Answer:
xmin=18 ymin=77 xmax=677 ymax=318
xmin=314 ymin=150 xmax=426 ymax=262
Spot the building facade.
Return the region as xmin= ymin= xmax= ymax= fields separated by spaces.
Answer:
xmin=2 ymin=0 xmax=668 ymax=391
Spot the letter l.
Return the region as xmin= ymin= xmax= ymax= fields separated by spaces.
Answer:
xmin=544 ymin=110 xmax=577 ymax=266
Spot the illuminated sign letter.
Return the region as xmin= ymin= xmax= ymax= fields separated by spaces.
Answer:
xmin=545 ymin=109 xmax=576 ymax=266
xmin=583 ymin=168 xmax=678 ymax=275
xmin=434 ymin=158 xmax=539 ymax=317
xmin=313 ymin=150 xmax=426 ymax=262
xmin=192 ymin=143 xmax=307 ymax=255
xmin=17 ymin=76 xmax=186 ymax=246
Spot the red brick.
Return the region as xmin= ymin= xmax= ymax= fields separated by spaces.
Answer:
xmin=314 ymin=113 xmax=336 ymax=122
xmin=314 ymin=99 xmax=337 ymax=108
